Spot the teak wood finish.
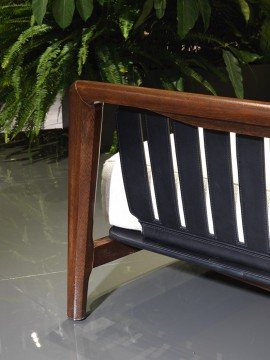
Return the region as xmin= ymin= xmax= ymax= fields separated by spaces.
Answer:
xmin=68 ymin=81 xmax=270 ymax=320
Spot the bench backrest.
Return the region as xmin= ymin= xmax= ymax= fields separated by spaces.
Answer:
xmin=70 ymin=80 xmax=270 ymax=284
xmin=117 ymin=107 xmax=270 ymax=275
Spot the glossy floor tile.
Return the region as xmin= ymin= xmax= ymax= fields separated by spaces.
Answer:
xmin=1 ymin=136 xmax=270 ymax=360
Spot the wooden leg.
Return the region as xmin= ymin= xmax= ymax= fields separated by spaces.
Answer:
xmin=67 ymin=84 xmax=140 ymax=321
xmin=67 ymin=84 xmax=102 ymax=320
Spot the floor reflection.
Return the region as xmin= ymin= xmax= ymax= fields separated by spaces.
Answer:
xmin=1 ymin=134 xmax=270 ymax=360
xmin=48 ymin=264 xmax=269 ymax=360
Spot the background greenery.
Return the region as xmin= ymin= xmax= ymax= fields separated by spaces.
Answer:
xmin=0 ymin=0 xmax=269 ymax=139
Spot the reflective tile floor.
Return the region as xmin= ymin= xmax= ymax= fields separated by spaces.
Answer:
xmin=1 ymin=134 xmax=270 ymax=360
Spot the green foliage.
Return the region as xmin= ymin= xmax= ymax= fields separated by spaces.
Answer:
xmin=237 ymin=0 xmax=250 ymax=22
xmin=229 ymin=48 xmax=261 ymax=64
xmin=96 ymin=45 xmax=127 ymax=84
xmin=77 ymin=26 xmax=96 ymax=75
xmin=119 ymin=5 xmax=139 ymax=40
xmin=197 ymin=0 xmax=211 ymax=30
xmin=52 ymin=0 xmax=75 ymax=29
xmin=134 ymin=0 xmax=153 ymax=29
xmin=223 ymin=50 xmax=244 ymax=99
xmin=109 ymin=130 xmax=119 ymax=154
xmin=76 ymin=0 xmax=93 ymax=22
xmin=177 ymin=0 xmax=199 ymax=40
xmin=261 ymin=18 xmax=270 ymax=54
xmin=0 ymin=0 xmax=268 ymax=139
xmin=154 ymin=0 xmax=166 ymax=19
xmin=2 ymin=25 xmax=52 ymax=69
xmin=32 ymin=0 xmax=48 ymax=24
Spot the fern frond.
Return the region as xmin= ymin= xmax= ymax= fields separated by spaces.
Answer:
xmin=0 ymin=93 xmax=20 ymax=133
xmin=12 ymin=92 xmax=36 ymax=137
xmin=36 ymin=44 xmax=62 ymax=87
xmin=11 ymin=65 xmax=22 ymax=100
xmin=2 ymin=24 xmax=52 ymax=69
xmin=77 ymin=26 xmax=96 ymax=75
xmin=95 ymin=44 xmax=128 ymax=84
xmin=0 ymin=3 xmax=31 ymax=19
xmin=33 ymin=43 xmax=75 ymax=134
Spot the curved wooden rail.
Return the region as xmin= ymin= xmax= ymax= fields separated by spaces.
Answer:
xmin=73 ymin=80 xmax=270 ymax=137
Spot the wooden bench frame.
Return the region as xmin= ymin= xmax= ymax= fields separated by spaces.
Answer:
xmin=68 ymin=80 xmax=270 ymax=320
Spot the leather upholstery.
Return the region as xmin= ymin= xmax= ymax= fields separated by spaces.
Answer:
xmin=114 ymin=106 xmax=270 ymax=286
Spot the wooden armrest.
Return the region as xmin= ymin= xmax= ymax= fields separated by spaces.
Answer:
xmin=72 ymin=80 xmax=270 ymax=138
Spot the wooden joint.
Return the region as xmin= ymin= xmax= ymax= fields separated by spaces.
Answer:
xmin=93 ymin=237 xmax=140 ymax=268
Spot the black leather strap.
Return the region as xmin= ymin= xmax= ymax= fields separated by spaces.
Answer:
xmin=146 ymin=115 xmax=180 ymax=229
xmin=110 ymin=226 xmax=270 ymax=286
xmin=204 ymin=130 xmax=238 ymax=244
xmin=237 ymin=135 xmax=269 ymax=253
xmin=173 ymin=121 xmax=208 ymax=236
xmin=117 ymin=108 xmax=154 ymax=222
xmin=115 ymin=107 xmax=270 ymax=285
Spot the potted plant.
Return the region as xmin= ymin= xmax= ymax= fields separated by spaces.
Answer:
xmin=0 ymin=0 xmax=269 ymax=143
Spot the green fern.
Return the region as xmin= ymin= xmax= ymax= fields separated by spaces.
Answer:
xmin=2 ymin=25 xmax=52 ymax=69
xmin=96 ymin=44 xmax=128 ymax=84
xmin=78 ymin=26 xmax=96 ymax=75
xmin=34 ymin=43 xmax=74 ymax=134
xmin=0 ymin=0 xmax=266 ymax=140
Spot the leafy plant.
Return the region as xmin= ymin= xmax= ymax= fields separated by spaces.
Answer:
xmin=0 ymin=0 xmax=269 ymax=139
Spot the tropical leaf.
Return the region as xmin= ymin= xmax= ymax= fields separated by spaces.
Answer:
xmin=174 ymin=77 xmax=184 ymax=91
xmin=52 ymin=0 xmax=75 ymax=29
xmin=154 ymin=0 xmax=166 ymax=19
xmin=76 ymin=0 xmax=93 ymax=22
xmin=32 ymin=0 xmax=48 ymax=24
xmin=197 ymin=0 xmax=211 ymax=30
xmin=261 ymin=18 xmax=270 ymax=54
xmin=160 ymin=77 xmax=177 ymax=90
xmin=223 ymin=50 xmax=243 ymax=98
xmin=229 ymin=47 xmax=261 ymax=64
xmin=183 ymin=66 xmax=217 ymax=95
xmin=134 ymin=0 xmax=153 ymax=29
xmin=189 ymin=56 xmax=227 ymax=82
xmin=177 ymin=0 xmax=199 ymax=40
xmin=238 ymin=0 xmax=250 ymax=22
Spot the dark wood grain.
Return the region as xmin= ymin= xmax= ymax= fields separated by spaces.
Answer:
xmin=75 ymin=81 xmax=270 ymax=137
xmin=93 ymin=237 xmax=139 ymax=267
xmin=68 ymin=85 xmax=139 ymax=320
xmin=68 ymin=85 xmax=103 ymax=320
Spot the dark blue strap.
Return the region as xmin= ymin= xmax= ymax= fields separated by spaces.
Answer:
xmin=237 ymin=135 xmax=269 ymax=253
xmin=117 ymin=109 xmax=154 ymax=222
xmin=204 ymin=130 xmax=238 ymax=244
xmin=173 ymin=122 xmax=208 ymax=236
xmin=146 ymin=114 xmax=181 ymax=229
